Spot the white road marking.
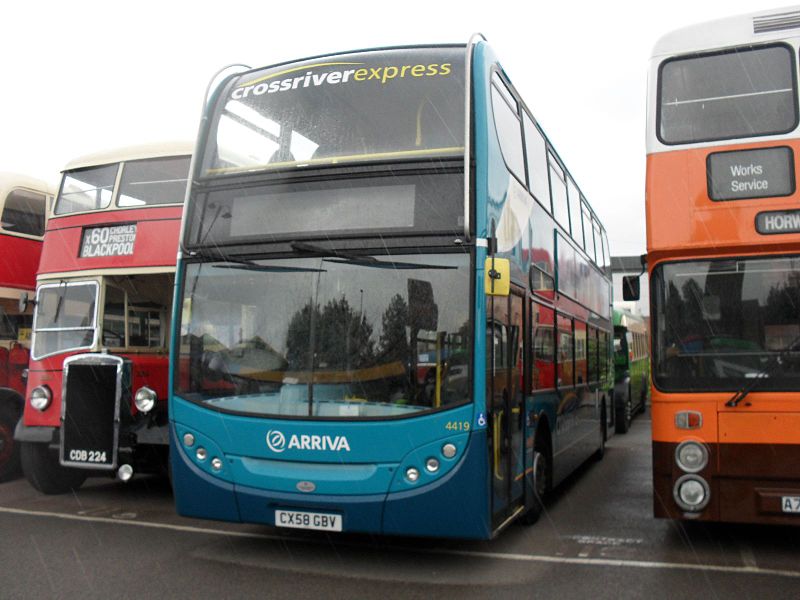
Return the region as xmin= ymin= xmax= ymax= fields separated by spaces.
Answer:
xmin=2 ymin=506 xmax=799 ymax=579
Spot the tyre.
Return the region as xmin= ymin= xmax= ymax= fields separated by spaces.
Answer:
xmin=21 ymin=442 xmax=87 ymax=494
xmin=615 ymin=386 xmax=632 ymax=434
xmin=0 ymin=403 xmax=21 ymax=482
xmin=521 ymin=443 xmax=550 ymax=525
xmin=594 ymin=405 xmax=606 ymax=461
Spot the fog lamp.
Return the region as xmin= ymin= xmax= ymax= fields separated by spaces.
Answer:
xmin=442 ymin=443 xmax=457 ymax=459
xmin=30 ymin=385 xmax=52 ymax=411
xmin=134 ymin=386 xmax=157 ymax=414
xmin=673 ymin=475 xmax=710 ymax=512
xmin=405 ymin=467 xmax=420 ymax=483
xmin=425 ymin=458 xmax=440 ymax=473
xmin=675 ymin=441 xmax=708 ymax=473
xmin=211 ymin=457 xmax=223 ymax=472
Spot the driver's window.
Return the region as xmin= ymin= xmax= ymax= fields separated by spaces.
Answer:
xmin=103 ymin=286 xmax=126 ymax=347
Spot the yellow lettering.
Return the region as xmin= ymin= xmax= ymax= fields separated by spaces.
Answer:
xmin=411 ymin=65 xmax=425 ymax=77
xmin=440 ymin=63 xmax=451 ymax=76
xmin=401 ymin=65 xmax=411 ymax=77
xmin=381 ymin=66 xmax=398 ymax=83
xmin=354 ymin=68 xmax=367 ymax=81
xmin=427 ymin=64 xmax=439 ymax=76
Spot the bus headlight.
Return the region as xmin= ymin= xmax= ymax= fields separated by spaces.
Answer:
xmin=675 ymin=441 xmax=708 ymax=473
xmin=673 ymin=475 xmax=710 ymax=512
xmin=405 ymin=467 xmax=420 ymax=483
xmin=30 ymin=385 xmax=52 ymax=411
xmin=134 ymin=386 xmax=157 ymax=414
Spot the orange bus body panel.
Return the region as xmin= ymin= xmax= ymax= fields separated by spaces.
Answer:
xmin=647 ymin=140 xmax=800 ymax=257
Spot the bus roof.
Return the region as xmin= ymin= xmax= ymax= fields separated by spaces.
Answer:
xmin=0 ymin=172 xmax=54 ymax=199
xmin=63 ymin=141 xmax=194 ymax=172
xmin=652 ymin=6 xmax=800 ymax=58
xmin=613 ymin=307 xmax=646 ymax=331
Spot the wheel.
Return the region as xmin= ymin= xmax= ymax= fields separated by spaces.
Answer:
xmin=21 ymin=442 xmax=87 ymax=494
xmin=521 ymin=443 xmax=550 ymax=525
xmin=0 ymin=403 xmax=21 ymax=482
xmin=594 ymin=405 xmax=607 ymax=461
xmin=615 ymin=386 xmax=632 ymax=434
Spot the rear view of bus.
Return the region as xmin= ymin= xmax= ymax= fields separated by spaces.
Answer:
xmin=16 ymin=144 xmax=191 ymax=493
xmin=171 ymin=40 xmax=612 ymax=539
xmin=647 ymin=8 xmax=800 ymax=523
xmin=0 ymin=174 xmax=51 ymax=480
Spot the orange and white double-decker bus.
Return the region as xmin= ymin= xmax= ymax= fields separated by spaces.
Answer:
xmin=0 ymin=174 xmax=52 ymax=480
xmin=641 ymin=7 xmax=800 ymax=523
xmin=15 ymin=143 xmax=191 ymax=493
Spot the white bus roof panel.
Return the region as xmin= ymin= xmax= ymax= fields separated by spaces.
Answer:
xmin=652 ymin=6 xmax=800 ymax=58
xmin=63 ymin=141 xmax=194 ymax=172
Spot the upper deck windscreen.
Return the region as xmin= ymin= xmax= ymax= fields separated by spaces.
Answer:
xmin=658 ymin=44 xmax=798 ymax=145
xmin=201 ymin=47 xmax=465 ymax=176
xmin=55 ymin=156 xmax=190 ymax=215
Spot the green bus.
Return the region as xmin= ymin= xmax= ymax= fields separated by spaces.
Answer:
xmin=613 ymin=308 xmax=648 ymax=433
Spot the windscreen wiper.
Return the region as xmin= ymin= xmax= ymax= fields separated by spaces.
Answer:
xmin=727 ymin=334 xmax=800 ymax=407
xmin=290 ymin=241 xmax=456 ymax=270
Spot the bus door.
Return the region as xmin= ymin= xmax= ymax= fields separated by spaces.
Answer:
xmin=487 ymin=291 xmax=525 ymax=527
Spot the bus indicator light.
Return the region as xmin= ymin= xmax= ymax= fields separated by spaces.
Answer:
xmin=675 ymin=411 xmax=702 ymax=430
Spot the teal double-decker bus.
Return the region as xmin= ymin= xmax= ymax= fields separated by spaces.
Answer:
xmin=169 ymin=39 xmax=614 ymax=539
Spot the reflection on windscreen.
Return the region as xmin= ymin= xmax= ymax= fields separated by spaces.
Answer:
xmin=177 ymin=253 xmax=472 ymax=419
xmin=653 ymin=257 xmax=800 ymax=391
xmin=203 ymin=47 xmax=465 ymax=175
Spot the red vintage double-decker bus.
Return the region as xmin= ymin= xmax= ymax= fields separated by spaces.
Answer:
xmin=0 ymin=174 xmax=52 ymax=480
xmin=16 ymin=143 xmax=191 ymax=493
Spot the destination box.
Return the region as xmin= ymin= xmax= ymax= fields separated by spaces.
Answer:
xmin=756 ymin=209 xmax=800 ymax=235
xmin=81 ymin=223 xmax=137 ymax=258
xmin=707 ymin=147 xmax=795 ymax=201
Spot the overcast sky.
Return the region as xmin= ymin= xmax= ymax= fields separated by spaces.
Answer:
xmin=0 ymin=0 xmax=776 ymax=255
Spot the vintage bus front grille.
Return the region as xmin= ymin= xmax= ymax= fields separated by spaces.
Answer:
xmin=754 ymin=11 xmax=800 ymax=34
xmin=60 ymin=356 xmax=123 ymax=470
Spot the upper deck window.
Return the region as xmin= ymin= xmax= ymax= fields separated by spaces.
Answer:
xmin=202 ymin=47 xmax=465 ymax=176
xmin=54 ymin=156 xmax=190 ymax=215
xmin=658 ymin=44 xmax=798 ymax=144
xmin=1 ymin=189 xmax=47 ymax=237
xmin=55 ymin=164 xmax=117 ymax=215
xmin=117 ymin=156 xmax=190 ymax=207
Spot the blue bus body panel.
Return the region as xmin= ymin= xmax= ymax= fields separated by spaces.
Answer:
xmin=171 ymin=395 xmax=491 ymax=538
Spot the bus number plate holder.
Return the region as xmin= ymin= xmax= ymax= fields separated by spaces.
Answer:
xmin=781 ymin=496 xmax=800 ymax=513
xmin=275 ymin=509 xmax=342 ymax=531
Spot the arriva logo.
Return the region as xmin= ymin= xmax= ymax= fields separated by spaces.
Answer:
xmin=266 ymin=430 xmax=351 ymax=453
xmin=266 ymin=430 xmax=287 ymax=453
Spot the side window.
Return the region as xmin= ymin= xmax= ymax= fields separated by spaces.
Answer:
xmin=602 ymin=229 xmax=611 ymax=275
xmin=1 ymin=189 xmax=47 ymax=237
xmin=592 ymin=219 xmax=603 ymax=266
xmin=549 ymin=156 xmax=569 ymax=232
xmin=532 ymin=302 xmax=555 ymax=389
xmin=581 ymin=203 xmax=594 ymax=260
xmin=599 ymin=330 xmax=610 ymax=386
xmin=491 ymin=75 xmax=526 ymax=182
xmin=557 ymin=314 xmax=574 ymax=388
xmin=587 ymin=326 xmax=598 ymax=383
xmin=529 ymin=202 xmax=555 ymax=295
xmin=567 ymin=177 xmax=581 ymax=244
xmin=574 ymin=320 xmax=587 ymax=385
xmin=522 ymin=113 xmax=550 ymax=211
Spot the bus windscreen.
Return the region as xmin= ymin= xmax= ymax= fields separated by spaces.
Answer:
xmin=201 ymin=47 xmax=466 ymax=175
